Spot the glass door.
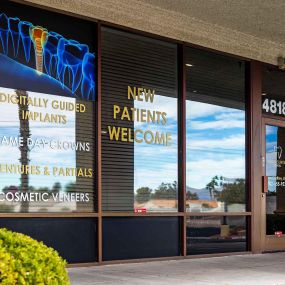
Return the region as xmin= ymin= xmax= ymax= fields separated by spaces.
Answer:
xmin=263 ymin=120 xmax=285 ymax=251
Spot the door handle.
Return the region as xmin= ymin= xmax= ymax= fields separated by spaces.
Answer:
xmin=262 ymin=176 xmax=268 ymax=193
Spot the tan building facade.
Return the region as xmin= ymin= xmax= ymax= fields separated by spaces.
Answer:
xmin=0 ymin=0 xmax=285 ymax=264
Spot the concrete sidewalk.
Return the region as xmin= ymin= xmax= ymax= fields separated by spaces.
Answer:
xmin=68 ymin=253 xmax=285 ymax=285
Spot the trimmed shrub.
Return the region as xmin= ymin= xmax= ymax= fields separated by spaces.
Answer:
xmin=0 ymin=228 xmax=70 ymax=285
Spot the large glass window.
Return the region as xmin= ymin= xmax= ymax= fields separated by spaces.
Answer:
xmin=185 ymin=47 xmax=246 ymax=213
xmin=101 ymin=28 xmax=178 ymax=212
xmin=0 ymin=4 xmax=96 ymax=212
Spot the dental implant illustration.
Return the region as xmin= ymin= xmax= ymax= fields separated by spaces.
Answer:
xmin=30 ymin=26 xmax=48 ymax=74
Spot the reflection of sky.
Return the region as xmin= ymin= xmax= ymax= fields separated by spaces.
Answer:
xmin=186 ymin=101 xmax=245 ymax=189
xmin=0 ymin=87 xmax=76 ymax=190
xmin=266 ymin=125 xmax=278 ymax=192
xmin=134 ymin=94 xmax=177 ymax=190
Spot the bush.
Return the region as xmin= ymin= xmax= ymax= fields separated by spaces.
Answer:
xmin=0 ymin=228 xmax=70 ymax=285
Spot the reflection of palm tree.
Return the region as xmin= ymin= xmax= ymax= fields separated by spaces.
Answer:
xmin=206 ymin=176 xmax=219 ymax=200
xmin=16 ymin=90 xmax=30 ymax=212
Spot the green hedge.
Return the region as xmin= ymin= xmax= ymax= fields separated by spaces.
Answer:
xmin=0 ymin=228 xmax=70 ymax=285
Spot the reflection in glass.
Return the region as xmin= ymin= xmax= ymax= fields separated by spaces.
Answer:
xmin=101 ymin=28 xmax=178 ymax=213
xmin=134 ymin=94 xmax=178 ymax=212
xmin=0 ymin=87 xmax=95 ymax=212
xmin=185 ymin=47 xmax=246 ymax=213
xmin=266 ymin=125 xmax=285 ymax=234
xmin=186 ymin=102 xmax=246 ymax=212
xmin=187 ymin=216 xmax=247 ymax=255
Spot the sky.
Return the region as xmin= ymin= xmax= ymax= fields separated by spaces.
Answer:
xmin=134 ymin=94 xmax=178 ymax=191
xmin=0 ymin=86 xmax=247 ymax=196
xmin=186 ymin=101 xmax=245 ymax=190
xmin=134 ymin=96 xmax=246 ymax=192
xmin=0 ymin=87 xmax=76 ymax=190
xmin=266 ymin=125 xmax=279 ymax=193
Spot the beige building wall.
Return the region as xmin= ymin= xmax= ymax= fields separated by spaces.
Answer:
xmin=15 ymin=0 xmax=285 ymax=65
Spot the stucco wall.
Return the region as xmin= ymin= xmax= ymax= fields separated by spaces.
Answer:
xmin=15 ymin=0 xmax=285 ymax=65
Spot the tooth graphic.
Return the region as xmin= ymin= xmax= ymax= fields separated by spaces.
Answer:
xmin=81 ymin=52 xmax=95 ymax=100
xmin=57 ymin=38 xmax=89 ymax=93
xmin=19 ymin=21 xmax=33 ymax=62
xmin=9 ymin=17 xmax=20 ymax=57
xmin=0 ymin=13 xmax=9 ymax=55
xmin=30 ymin=26 xmax=48 ymax=74
xmin=43 ymin=31 xmax=62 ymax=77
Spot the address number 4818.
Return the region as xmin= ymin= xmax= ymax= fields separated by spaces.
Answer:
xmin=262 ymin=98 xmax=285 ymax=115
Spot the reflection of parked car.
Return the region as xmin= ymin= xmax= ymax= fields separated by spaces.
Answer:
xmin=2 ymin=186 xmax=19 ymax=194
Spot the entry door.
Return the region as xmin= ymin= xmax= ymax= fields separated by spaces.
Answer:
xmin=262 ymin=119 xmax=285 ymax=251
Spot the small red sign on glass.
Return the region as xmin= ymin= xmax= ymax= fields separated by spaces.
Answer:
xmin=275 ymin=231 xmax=283 ymax=237
xmin=134 ymin=208 xmax=147 ymax=213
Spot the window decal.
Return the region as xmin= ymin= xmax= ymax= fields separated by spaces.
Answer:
xmin=0 ymin=13 xmax=95 ymax=100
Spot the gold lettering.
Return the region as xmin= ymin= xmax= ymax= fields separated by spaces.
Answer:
xmin=78 ymin=168 xmax=84 ymax=177
xmin=128 ymin=86 xmax=136 ymax=100
xmin=130 ymin=107 xmax=136 ymax=121
xmin=121 ymin=128 xmax=128 ymax=142
xmin=144 ymin=130 xmax=154 ymax=144
xmin=137 ymin=88 xmax=144 ymax=101
xmin=155 ymin=132 xmax=166 ymax=145
xmin=128 ymin=128 xmax=133 ymax=142
xmin=156 ymin=111 xmax=161 ymax=123
xmin=0 ymin=93 xmax=6 ymax=103
xmin=140 ymin=109 xmax=146 ymax=122
xmin=61 ymin=115 xmax=67 ymax=124
xmin=134 ymin=129 xmax=143 ymax=143
xmin=161 ymin=112 xmax=167 ymax=125
xmin=166 ymin=133 xmax=172 ymax=146
xmin=144 ymin=89 xmax=155 ymax=103
xmin=121 ymin=106 xmax=131 ymax=121
xmin=108 ymin=126 xmax=120 ymax=141
xmin=113 ymin=105 xmax=120 ymax=119
xmin=78 ymin=104 xmax=86 ymax=113
xmin=147 ymin=110 xmax=155 ymax=123
xmin=88 ymin=169 xmax=93 ymax=178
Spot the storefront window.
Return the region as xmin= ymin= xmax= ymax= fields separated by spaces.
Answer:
xmin=0 ymin=6 xmax=96 ymax=212
xmin=102 ymin=28 xmax=178 ymax=212
xmin=186 ymin=47 xmax=246 ymax=213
